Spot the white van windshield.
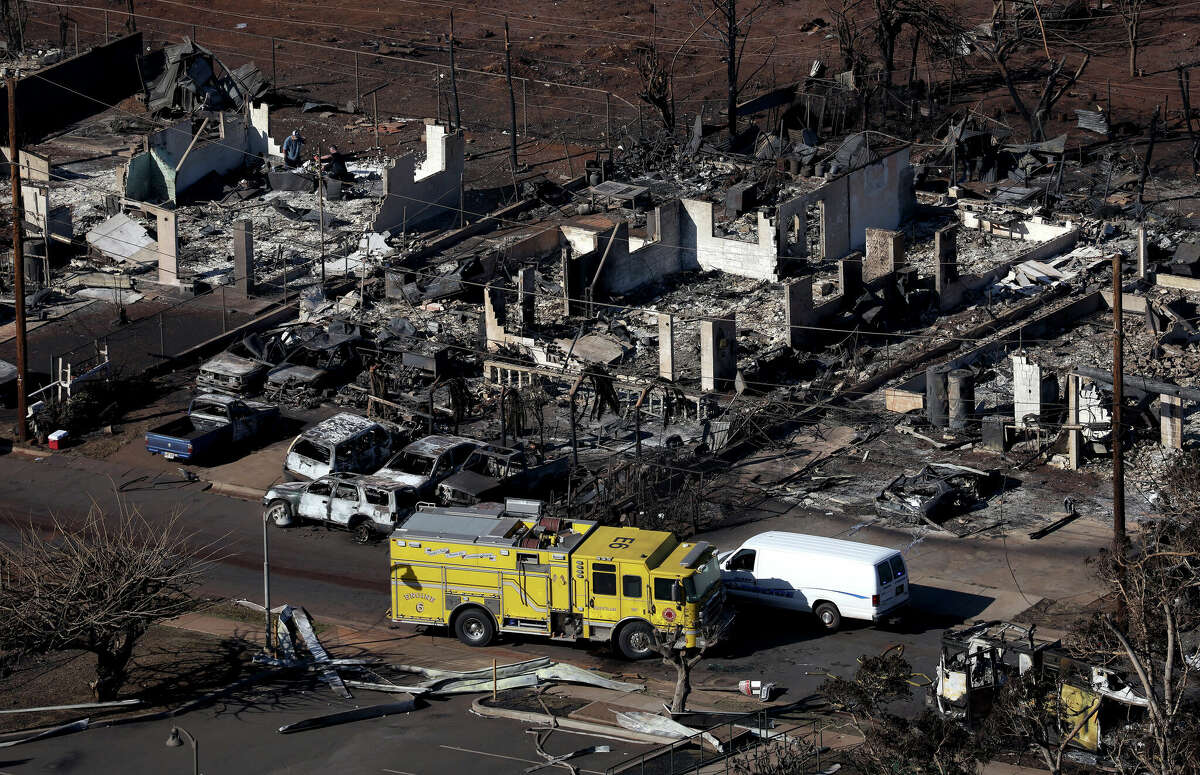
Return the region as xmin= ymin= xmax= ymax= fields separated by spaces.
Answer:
xmin=684 ymin=556 xmax=721 ymax=602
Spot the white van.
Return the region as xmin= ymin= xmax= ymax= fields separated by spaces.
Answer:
xmin=718 ymin=531 xmax=909 ymax=631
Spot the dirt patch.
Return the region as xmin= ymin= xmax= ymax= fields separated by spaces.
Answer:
xmin=0 ymin=625 xmax=252 ymax=734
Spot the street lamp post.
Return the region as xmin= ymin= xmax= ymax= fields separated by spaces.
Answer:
xmin=165 ymin=726 xmax=199 ymax=775
xmin=263 ymin=513 xmax=272 ymax=655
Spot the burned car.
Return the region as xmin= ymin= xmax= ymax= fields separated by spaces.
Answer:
xmin=264 ymin=323 xmax=363 ymax=406
xmin=263 ymin=472 xmax=414 ymax=543
xmin=436 ymin=443 xmax=569 ymax=506
xmin=198 ymin=332 xmax=288 ymax=396
xmin=197 ymin=351 xmax=270 ymax=397
xmin=373 ymin=434 xmax=479 ymax=497
xmin=875 ymin=463 xmax=1002 ymax=527
xmin=284 ymin=412 xmax=402 ymax=481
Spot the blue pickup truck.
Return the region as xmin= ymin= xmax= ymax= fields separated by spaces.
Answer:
xmin=146 ymin=394 xmax=280 ymax=462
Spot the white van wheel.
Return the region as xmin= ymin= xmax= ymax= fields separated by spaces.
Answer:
xmin=815 ymin=602 xmax=841 ymax=631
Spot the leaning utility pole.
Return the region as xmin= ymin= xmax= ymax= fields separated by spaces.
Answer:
xmin=503 ymin=19 xmax=519 ymax=200
xmin=448 ymin=10 xmax=461 ymax=130
xmin=1111 ymin=252 xmax=1126 ymax=556
xmin=316 ymin=158 xmax=326 ymax=288
xmin=7 ymin=74 xmax=29 ymax=443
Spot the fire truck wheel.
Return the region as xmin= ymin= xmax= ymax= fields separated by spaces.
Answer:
xmin=454 ymin=608 xmax=496 ymax=647
xmin=617 ymin=621 xmax=656 ymax=660
xmin=814 ymin=602 xmax=841 ymax=631
xmin=266 ymin=500 xmax=293 ymax=527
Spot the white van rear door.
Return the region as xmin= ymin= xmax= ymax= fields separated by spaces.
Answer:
xmin=875 ymin=561 xmax=898 ymax=607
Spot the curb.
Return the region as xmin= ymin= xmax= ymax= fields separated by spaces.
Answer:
xmin=208 ymin=481 xmax=267 ymax=502
xmin=470 ymin=697 xmax=678 ymax=745
xmin=6 ymin=444 xmax=50 ymax=460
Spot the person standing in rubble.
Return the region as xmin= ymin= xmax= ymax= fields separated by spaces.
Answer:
xmin=282 ymin=129 xmax=305 ymax=168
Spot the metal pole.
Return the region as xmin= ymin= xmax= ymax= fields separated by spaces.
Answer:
xmin=449 ymin=10 xmax=461 ymax=130
xmin=220 ymin=284 xmax=227 ymax=332
xmin=522 ymin=78 xmax=528 ymax=136
xmin=499 ymin=387 xmax=507 ymax=447
xmin=1112 ymin=252 xmax=1126 ymax=555
xmin=73 ymin=21 xmax=79 ymax=56
xmin=317 ymin=163 xmax=326 ymax=288
xmin=263 ymin=514 xmax=272 ymax=655
xmin=271 ymin=38 xmax=277 ymax=88
xmin=8 ymin=75 xmax=29 ymax=443
xmin=354 ymin=52 xmax=361 ymax=110
xmin=635 ymin=401 xmax=642 ymax=457
xmin=606 ymin=92 xmax=612 ymax=144
xmin=569 ymin=393 xmax=579 ymax=465
xmin=492 ymin=658 xmax=497 ymax=701
xmin=373 ymin=92 xmax=379 ymax=149
xmin=158 ymin=312 xmax=164 ymax=357
xmin=191 ymin=24 xmax=196 ymax=43
xmin=435 ymin=67 xmax=442 ymax=123
xmin=105 ymin=10 xmax=109 ymax=39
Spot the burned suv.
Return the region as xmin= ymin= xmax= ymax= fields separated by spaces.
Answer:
xmin=263 ymin=472 xmax=415 ymax=543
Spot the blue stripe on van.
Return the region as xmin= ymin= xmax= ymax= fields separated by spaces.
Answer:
xmin=728 ymin=582 xmax=869 ymax=600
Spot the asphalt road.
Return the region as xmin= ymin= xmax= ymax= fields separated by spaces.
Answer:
xmin=0 ymin=450 xmax=953 ymax=714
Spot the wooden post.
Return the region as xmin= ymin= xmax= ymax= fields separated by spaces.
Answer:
xmin=7 ymin=75 xmax=29 ymax=442
xmin=317 ymin=162 xmax=327 ymax=287
xmin=271 ymin=38 xmax=277 ymax=88
xmin=605 ymin=92 xmax=612 ymax=144
xmin=353 ymin=53 xmax=362 ymax=111
xmin=435 ymin=67 xmax=442 ymax=123
xmin=1112 ymin=252 xmax=1125 ymax=556
xmin=449 ymin=10 xmax=462 ymax=130
xmin=504 ymin=20 xmax=519 ymax=199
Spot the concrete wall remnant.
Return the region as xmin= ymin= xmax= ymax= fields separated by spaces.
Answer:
xmin=1012 ymin=354 xmax=1057 ymax=424
xmin=934 ymin=224 xmax=959 ymax=296
xmin=864 ymin=228 xmax=902 ymax=282
xmin=0 ymin=34 xmax=144 ymax=143
xmin=248 ymin=102 xmax=284 ymax=159
xmin=700 ymin=317 xmax=737 ymax=392
xmin=679 ymin=200 xmax=779 ymax=280
xmin=372 ymin=122 xmax=465 ymax=234
xmin=658 ymin=312 xmax=676 ymax=381
xmin=784 ymin=280 xmax=815 ymax=349
xmin=789 ymin=146 xmax=914 ymax=262
xmin=234 ymin=220 xmax=254 ymax=296
xmin=938 ymin=227 xmax=1081 ymax=311
xmin=124 ymin=113 xmax=262 ymax=203
xmin=1160 ymin=394 xmax=1183 ymax=449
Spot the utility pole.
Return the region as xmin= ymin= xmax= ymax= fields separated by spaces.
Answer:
xmin=504 ymin=19 xmax=519 ymax=200
xmin=1111 ymin=252 xmax=1126 ymax=557
xmin=7 ymin=74 xmax=29 ymax=443
xmin=448 ymin=10 xmax=461 ymax=130
xmin=316 ymin=159 xmax=326 ymax=288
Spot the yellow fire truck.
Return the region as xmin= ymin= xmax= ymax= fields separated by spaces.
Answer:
xmin=388 ymin=500 xmax=732 ymax=659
